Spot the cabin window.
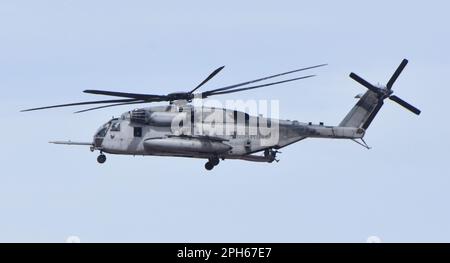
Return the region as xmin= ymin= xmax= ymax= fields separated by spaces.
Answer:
xmin=133 ymin=127 xmax=142 ymax=137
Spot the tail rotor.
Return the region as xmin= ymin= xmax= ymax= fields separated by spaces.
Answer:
xmin=349 ymin=59 xmax=421 ymax=115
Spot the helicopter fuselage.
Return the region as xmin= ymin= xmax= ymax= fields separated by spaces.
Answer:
xmin=92 ymin=104 xmax=364 ymax=164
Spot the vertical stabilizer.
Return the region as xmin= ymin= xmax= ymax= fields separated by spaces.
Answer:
xmin=339 ymin=90 xmax=383 ymax=129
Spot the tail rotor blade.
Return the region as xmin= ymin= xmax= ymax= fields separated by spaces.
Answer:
xmin=387 ymin=59 xmax=408 ymax=90
xmin=389 ymin=95 xmax=421 ymax=115
xmin=349 ymin=73 xmax=379 ymax=93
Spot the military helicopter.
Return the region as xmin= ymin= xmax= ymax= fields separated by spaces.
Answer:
xmin=22 ymin=59 xmax=420 ymax=170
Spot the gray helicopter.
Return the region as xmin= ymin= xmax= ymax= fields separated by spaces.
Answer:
xmin=23 ymin=59 xmax=420 ymax=170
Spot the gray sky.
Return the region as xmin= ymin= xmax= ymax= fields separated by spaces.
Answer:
xmin=0 ymin=0 xmax=449 ymax=242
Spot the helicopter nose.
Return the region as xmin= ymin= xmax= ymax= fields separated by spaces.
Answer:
xmin=93 ymin=137 xmax=103 ymax=148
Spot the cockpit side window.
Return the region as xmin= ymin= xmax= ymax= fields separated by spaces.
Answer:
xmin=133 ymin=127 xmax=142 ymax=137
xmin=111 ymin=122 xmax=121 ymax=131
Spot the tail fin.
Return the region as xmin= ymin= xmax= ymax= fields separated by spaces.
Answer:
xmin=339 ymin=90 xmax=383 ymax=129
xmin=339 ymin=59 xmax=420 ymax=131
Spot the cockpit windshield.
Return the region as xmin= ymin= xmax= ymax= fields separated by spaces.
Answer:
xmin=95 ymin=120 xmax=114 ymax=138
xmin=95 ymin=124 xmax=109 ymax=138
xmin=95 ymin=127 xmax=108 ymax=138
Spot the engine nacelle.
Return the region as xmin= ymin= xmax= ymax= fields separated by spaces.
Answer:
xmin=130 ymin=109 xmax=150 ymax=124
xmin=130 ymin=110 xmax=187 ymax=127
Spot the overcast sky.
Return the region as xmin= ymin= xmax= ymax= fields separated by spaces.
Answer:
xmin=0 ymin=0 xmax=449 ymax=242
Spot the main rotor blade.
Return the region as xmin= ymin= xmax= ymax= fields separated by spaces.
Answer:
xmin=204 ymin=64 xmax=327 ymax=94
xmin=202 ymin=75 xmax=315 ymax=97
xmin=387 ymin=59 xmax=408 ymax=90
xmin=74 ymin=101 xmax=149 ymax=113
xmin=190 ymin=66 xmax=225 ymax=93
xmin=349 ymin=73 xmax=380 ymax=93
xmin=83 ymin=90 xmax=166 ymax=100
xmin=21 ymin=99 xmax=139 ymax=112
xmin=389 ymin=95 xmax=421 ymax=115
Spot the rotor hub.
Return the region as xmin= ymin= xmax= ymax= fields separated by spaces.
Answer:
xmin=378 ymin=87 xmax=393 ymax=99
xmin=167 ymin=92 xmax=192 ymax=101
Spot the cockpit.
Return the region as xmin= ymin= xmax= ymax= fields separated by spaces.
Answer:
xmin=93 ymin=118 xmax=119 ymax=147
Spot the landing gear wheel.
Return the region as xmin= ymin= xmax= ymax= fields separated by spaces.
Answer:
xmin=97 ymin=154 xmax=106 ymax=164
xmin=204 ymin=161 xmax=214 ymax=171
xmin=211 ymin=157 xmax=220 ymax=166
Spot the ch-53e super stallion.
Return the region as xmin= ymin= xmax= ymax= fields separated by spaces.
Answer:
xmin=22 ymin=59 xmax=420 ymax=170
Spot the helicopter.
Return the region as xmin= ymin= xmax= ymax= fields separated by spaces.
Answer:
xmin=22 ymin=59 xmax=420 ymax=170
